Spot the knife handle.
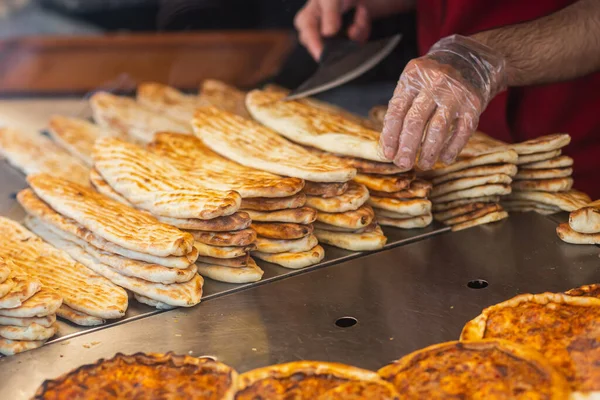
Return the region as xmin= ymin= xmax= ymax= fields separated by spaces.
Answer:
xmin=320 ymin=8 xmax=359 ymax=64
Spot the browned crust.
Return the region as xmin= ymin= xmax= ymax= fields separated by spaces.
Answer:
xmin=369 ymin=179 xmax=432 ymax=199
xmin=243 ymin=207 xmax=317 ymax=224
xmin=156 ymin=212 xmax=252 ymax=232
xmin=241 ymin=193 xmax=307 ymax=211
xmin=318 ymin=379 xmax=401 ymax=400
xmin=378 ymin=339 xmax=570 ymax=400
xmin=303 ymin=181 xmax=349 ymax=198
xmin=566 ymin=284 xmax=600 ymax=298
xmin=195 ymin=254 xmax=249 ymax=268
xmin=433 ymin=202 xmax=494 ymax=222
xmin=442 ymin=204 xmax=502 ymax=226
xmin=353 ymin=172 xmax=415 ymax=193
xmin=188 ymin=228 xmax=257 ymax=247
xmin=34 ymin=352 xmax=238 ymax=399
xmin=251 ymin=222 xmax=314 ymax=240
xmin=315 ymin=205 xmax=375 ymax=230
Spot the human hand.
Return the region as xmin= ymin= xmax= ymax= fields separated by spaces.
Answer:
xmin=379 ymin=35 xmax=507 ymax=170
xmin=294 ymin=0 xmax=371 ymax=60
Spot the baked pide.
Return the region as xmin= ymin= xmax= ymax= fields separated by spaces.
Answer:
xmin=317 ymin=380 xmax=400 ymax=400
xmin=34 ymin=352 xmax=238 ymax=399
xmin=235 ymin=361 xmax=381 ymax=399
xmin=378 ymin=339 xmax=570 ymax=399
xmin=461 ymin=292 xmax=600 ymax=397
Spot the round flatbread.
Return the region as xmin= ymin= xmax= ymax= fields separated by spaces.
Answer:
xmin=353 ymin=171 xmax=415 ymax=193
xmin=155 ymin=211 xmax=252 ymax=232
xmin=377 ymin=214 xmax=432 ymax=229
xmin=196 ymin=258 xmax=263 ymax=284
xmin=133 ymin=294 xmax=176 ymax=310
xmin=0 ymin=278 xmax=16 ymax=299
xmin=194 ymin=241 xmax=256 ymax=259
xmin=431 ymin=164 xmax=518 ymax=186
xmin=0 ymin=314 xmax=56 ymax=328
xmin=431 ymin=174 xmax=512 ymax=198
xmin=189 ymin=228 xmax=256 ymax=247
xmin=516 ymin=149 xmax=561 ymax=165
xmin=34 ymin=352 xmax=238 ymax=399
xmin=0 ymin=288 xmax=62 ymax=318
xmin=0 ymin=276 xmax=41 ymax=309
xmin=442 ymin=204 xmax=502 ymax=226
xmin=378 ymin=339 xmax=570 ymax=399
xmin=0 ymin=258 xmax=10 ymax=284
xmin=432 ymin=196 xmax=500 ymax=212
xmin=314 ymin=226 xmax=387 ymax=251
xmin=368 ymin=197 xmax=431 ymax=217
xmin=56 ymin=304 xmax=105 ymax=326
xmin=451 ymin=210 xmax=508 ymax=232
xmin=432 ymin=184 xmax=511 ymax=203
xmin=252 ymin=245 xmax=325 ymax=269
xmin=236 ymin=361 xmax=381 ymax=400
xmin=520 ymin=155 xmax=573 ymax=170
xmin=514 ymin=167 xmax=572 ymax=180
xmin=0 ymin=338 xmax=46 ymax=356
xmin=244 ymin=208 xmax=317 ymax=224
xmin=0 ymin=322 xmax=57 ymax=341
xmin=306 ymin=182 xmax=370 ymax=213
xmin=196 ymin=254 xmax=249 ymax=268
xmin=241 ymin=193 xmax=306 ymax=211
xmin=556 ymin=222 xmax=600 ymax=244
xmin=369 ymin=179 xmax=432 ymax=200
xmin=461 ymin=292 xmax=600 ymax=395
xmin=251 ymin=222 xmax=313 ymax=240
xmin=318 ymin=380 xmax=400 ymax=400
xmin=316 ymin=205 xmax=375 ymax=230
xmin=568 ymin=200 xmax=600 ymax=234
xmin=303 ymin=181 xmax=349 ymax=198
xmin=512 ymin=177 xmax=573 ymax=192
xmin=509 ymin=133 xmax=571 ymax=155
xmin=312 ymin=222 xmax=378 ymax=233
xmin=433 ymin=202 xmax=496 ymax=222
xmin=254 ymin=234 xmax=318 ymax=254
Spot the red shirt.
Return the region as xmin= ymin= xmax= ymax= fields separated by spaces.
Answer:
xmin=417 ymin=0 xmax=600 ymax=199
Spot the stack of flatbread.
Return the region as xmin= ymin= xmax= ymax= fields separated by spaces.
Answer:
xmin=418 ymin=132 xmax=516 ymax=231
xmin=0 ymin=216 xmax=127 ymax=328
xmin=91 ymin=137 xmax=266 ymax=284
xmin=0 ymin=127 xmax=90 ymax=187
xmin=243 ymin=90 xmax=389 ymax=251
xmin=0 ymin=257 xmax=60 ymax=356
xmin=557 ymin=199 xmax=600 ymax=244
xmin=502 ymin=134 xmax=582 ymax=214
xmin=193 ymin=107 xmax=345 ymax=266
xmin=18 ymin=174 xmax=204 ymax=310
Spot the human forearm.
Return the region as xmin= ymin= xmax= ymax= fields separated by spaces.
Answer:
xmin=471 ymin=0 xmax=600 ymax=87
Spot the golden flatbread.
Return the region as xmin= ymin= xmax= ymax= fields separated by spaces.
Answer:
xmin=432 ymin=196 xmax=501 ymax=212
xmin=306 ymin=182 xmax=370 ymax=213
xmin=158 ymin=212 xmax=252 ymax=232
xmin=0 ymin=314 xmax=55 ymax=328
xmin=312 ymin=222 xmax=377 ymax=233
xmin=514 ymin=168 xmax=573 ymax=180
xmin=57 ymin=304 xmax=105 ymax=326
xmin=18 ymin=189 xmax=198 ymax=269
xmin=0 ymin=322 xmax=57 ymax=341
xmin=431 ymin=184 xmax=511 ymax=203
xmin=148 ymin=132 xmax=305 ymax=198
xmin=461 ymin=292 xmax=600 ymax=396
xmin=451 ymin=211 xmax=508 ymax=232
xmin=569 ymin=199 xmax=600 ymax=234
xmin=457 ymin=131 xmax=509 ymax=158
xmin=431 ymin=174 xmax=512 ymax=198
xmin=90 ymin=91 xmax=189 ymax=143
xmin=192 ymin=107 xmax=356 ymax=182
xmin=319 ymin=380 xmax=400 ymax=400
xmin=509 ymin=133 xmax=571 ymax=155
xmin=431 ymin=164 xmax=518 ymax=186
xmin=0 ymin=279 xmax=16 ymax=300
xmin=47 ymin=115 xmax=119 ymax=166
xmin=516 ymin=149 xmax=562 ymax=165
xmin=137 ymin=82 xmax=208 ymax=124
xmin=434 ymin=202 xmax=500 ymax=222
xmin=0 ymin=338 xmax=46 ymax=356
xmin=378 ymin=339 xmax=569 ymax=400
xmin=189 ymin=228 xmax=256 ymax=247
xmin=353 ymin=172 xmax=415 ymax=193
xmin=199 ymin=78 xmax=251 ymax=118
xmin=196 ymin=254 xmax=249 ymax=268
xmin=93 ymin=137 xmax=241 ymax=219
xmin=251 ymin=222 xmax=313 ymax=240
xmin=521 ymin=155 xmax=573 ymax=170
xmin=89 ymin=168 xmax=130 ymax=204
xmin=3 ymin=217 xmax=128 ymax=318
xmin=418 ymin=150 xmax=518 ymax=178
xmin=512 ymin=177 xmax=573 ymax=192
xmin=0 ymin=259 xmax=10 ymax=284
xmin=196 ymin=258 xmax=263 ymax=284
xmin=369 ymin=179 xmax=432 ymax=199
xmin=244 ymin=208 xmax=316 ymax=224
xmin=241 ymin=193 xmax=306 ymax=211
xmin=368 ymin=197 xmax=431 ymax=216
xmin=194 ymin=241 xmax=254 ymax=259
xmin=246 ymin=90 xmax=387 ymax=162
xmin=377 ymin=214 xmax=432 ymax=229
xmin=252 ymin=245 xmax=325 ymax=269
xmin=27 ymin=216 xmax=196 ymax=285
xmin=133 ymin=294 xmax=176 ymax=310
xmin=505 ymin=190 xmax=591 ymax=212
xmin=237 ymin=361 xmax=381 ymax=400
xmin=0 ymin=289 xmax=62 ymax=318
xmin=442 ymin=204 xmax=503 ymax=226
xmin=36 ymin=226 xmax=203 ymax=307
xmin=0 ymin=127 xmax=90 ymax=187
xmin=27 ymin=175 xmax=195 ymax=257
xmin=503 ymin=206 xmax=557 ymax=215
xmin=0 ymin=276 xmax=41 ymax=309
xmin=303 ymin=181 xmax=349 ymax=197
xmin=557 ymin=223 xmax=600 ymax=244
xmin=315 ymin=205 xmax=375 ymax=230
xmin=254 ymin=234 xmax=318 ymax=254
xmin=314 ymin=226 xmax=387 ymax=251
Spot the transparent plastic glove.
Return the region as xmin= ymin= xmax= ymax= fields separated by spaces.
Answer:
xmin=379 ymin=34 xmax=507 ymax=170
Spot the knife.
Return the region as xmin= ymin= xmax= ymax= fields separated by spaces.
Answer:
xmin=285 ymin=9 xmax=402 ymax=101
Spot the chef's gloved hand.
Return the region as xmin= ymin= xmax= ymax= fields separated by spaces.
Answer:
xmin=294 ymin=0 xmax=370 ymax=60
xmin=380 ymin=35 xmax=507 ymax=170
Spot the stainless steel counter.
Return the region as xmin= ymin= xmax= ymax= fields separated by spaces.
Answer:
xmin=1 ymin=211 xmax=598 ymax=399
